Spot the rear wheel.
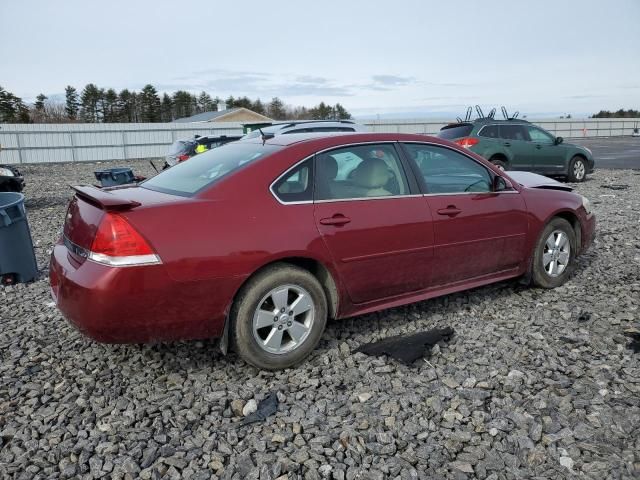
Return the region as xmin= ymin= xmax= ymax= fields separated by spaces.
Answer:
xmin=568 ymin=156 xmax=587 ymax=182
xmin=490 ymin=157 xmax=508 ymax=171
xmin=531 ymin=218 xmax=576 ymax=288
xmin=231 ymin=264 xmax=327 ymax=370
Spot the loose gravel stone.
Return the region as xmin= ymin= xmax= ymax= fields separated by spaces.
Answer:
xmin=0 ymin=161 xmax=639 ymax=479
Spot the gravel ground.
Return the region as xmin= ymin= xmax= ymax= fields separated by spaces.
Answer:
xmin=1 ymin=160 xmax=639 ymax=480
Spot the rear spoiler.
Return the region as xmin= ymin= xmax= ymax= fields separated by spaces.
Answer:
xmin=71 ymin=185 xmax=141 ymax=211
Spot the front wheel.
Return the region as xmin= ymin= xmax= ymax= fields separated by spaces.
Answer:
xmin=568 ymin=156 xmax=587 ymax=182
xmin=231 ymin=264 xmax=328 ymax=370
xmin=531 ymin=218 xmax=576 ymax=288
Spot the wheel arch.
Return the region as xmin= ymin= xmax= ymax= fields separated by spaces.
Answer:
xmin=218 ymin=255 xmax=340 ymax=355
xmin=488 ymin=152 xmax=510 ymax=167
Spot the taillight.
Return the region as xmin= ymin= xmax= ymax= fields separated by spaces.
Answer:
xmin=89 ymin=213 xmax=160 ymax=267
xmin=454 ymin=137 xmax=480 ymax=148
xmin=177 ymin=154 xmax=190 ymax=162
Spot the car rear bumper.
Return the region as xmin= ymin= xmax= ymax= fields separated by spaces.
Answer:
xmin=49 ymin=242 xmax=244 ymax=343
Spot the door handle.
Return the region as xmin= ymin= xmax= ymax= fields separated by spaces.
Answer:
xmin=436 ymin=205 xmax=462 ymax=217
xmin=535 ymin=144 xmax=542 ymax=149
xmin=503 ymin=142 xmax=511 ymax=147
xmin=319 ymin=214 xmax=351 ymax=226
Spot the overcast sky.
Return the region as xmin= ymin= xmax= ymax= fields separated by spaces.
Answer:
xmin=1 ymin=0 xmax=639 ymax=118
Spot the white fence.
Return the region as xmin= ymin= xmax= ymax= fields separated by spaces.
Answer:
xmin=0 ymin=118 xmax=638 ymax=165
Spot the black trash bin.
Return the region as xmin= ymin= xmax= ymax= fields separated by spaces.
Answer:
xmin=94 ymin=167 xmax=135 ymax=187
xmin=0 ymin=192 xmax=38 ymax=284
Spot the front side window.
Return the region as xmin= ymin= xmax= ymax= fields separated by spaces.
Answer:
xmin=315 ymin=144 xmax=409 ymax=200
xmin=499 ymin=125 xmax=530 ymax=141
xmin=144 ymin=143 xmax=280 ymax=196
xmin=527 ymin=126 xmax=555 ymax=144
xmin=272 ymin=159 xmax=313 ymax=202
xmin=402 ymin=143 xmax=492 ymax=194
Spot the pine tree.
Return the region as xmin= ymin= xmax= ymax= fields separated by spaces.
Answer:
xmin=161 ymin=93 xmax=173 ymax=122
xmin=0 ymin=85 xmax=30 ymax=123
xmin=225 ymin=96 xmax=236 ymax=109
xmin=334 ymin=103 xmax=351 ymax=120
xmin=197 ymin=91 xmax=215 ymax=113
xmin=172 ymin=90 xmax=195 ymax=119
xmin=251 ymin=98 xmax=265 ymax=115
xmin=139 ymin=84 xmax=161 ymax=122
xmin=102 ymin=89 xmax=119 ymax=122
xmin=64 ymin=86 xmax=80 ymax=120
xmin=34 ymin=94 xmax=47 ymax=111
xmin=80 ymin=83 xmax=102 ymax=122
xmin=268 ymin=97 xmax=286 ymax=119
xmin=118 ymin=89 xmax=135 ymax=122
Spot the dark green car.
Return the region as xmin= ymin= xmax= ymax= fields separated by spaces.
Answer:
xmin=438 ymin=119 xmax=595 ymax=182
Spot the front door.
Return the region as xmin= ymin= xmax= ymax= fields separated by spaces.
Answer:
xmin=401 ymin=142 xmax=529 ymax=286
xmin=313 ymin=143 xmax=434 ymax=304
xmin=525 ymin=126 xmax=566 ymax=174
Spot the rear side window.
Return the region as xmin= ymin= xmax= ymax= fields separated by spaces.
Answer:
xmin=438 ymin=124 xmax=473 ymax=140
xmin=479 ymin=125 xmax=500 ymax=138
xmin=402 ymin=143 xmax=492 ymax=194
xmin=315 ymin=144 xmax=409 ymax=200
xmin=272 ymin=159 xmax=313 ymax=203
xmin=143 ymin=143 xmax=280 ymax=196
xmin=500 ymin=125 xmax=530 ymax=141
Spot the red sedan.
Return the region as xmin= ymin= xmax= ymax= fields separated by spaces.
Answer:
xmin=50 ymin=133 xmax=595 ymax=369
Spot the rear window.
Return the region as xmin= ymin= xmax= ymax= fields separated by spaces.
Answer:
xmin=438 ymin=124 xmax=473 ymax=140
xmin=143 ymin=143 xmax=280 ymax=196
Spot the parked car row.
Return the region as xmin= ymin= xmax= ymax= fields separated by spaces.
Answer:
xmin=51 ymin=132 xmax=595 ymax=369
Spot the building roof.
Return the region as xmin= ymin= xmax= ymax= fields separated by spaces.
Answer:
xmin=173 ymin=107 xmax=272 ymax=123
xmin=172 ymin=109 xmax=240 ymax=123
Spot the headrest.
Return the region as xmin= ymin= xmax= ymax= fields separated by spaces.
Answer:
xmin=317 ymin=156 xmax=338 ymax=180
xmin=351 ymin=158 xmax=390 ymax=188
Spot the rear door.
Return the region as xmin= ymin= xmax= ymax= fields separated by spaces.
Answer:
xmin=401 ymin=142 xmax=528 ymax=286
xmin=525 ymin=126 xmax=565 ymax=174
xmin=499 ymin=124 xmax=532 ymax=170
xmin=313 ymin=143 xmax=434 ymax=304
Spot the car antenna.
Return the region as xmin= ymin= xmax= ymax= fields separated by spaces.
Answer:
xmin=501 ymin=106 xmax=509 ymax=120
xmin=475 ymin=105 xmax=485 ymax=119
xmin=259 ymin=128 xmax=275 ymax=145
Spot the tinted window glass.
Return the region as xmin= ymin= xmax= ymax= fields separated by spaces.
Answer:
xmin=527 ymin=126 xmax=555 ymax=144
xmin=403 ymin=143 xmax=492 ymax=194
xmin=315 ymin=144 xmax=409 ymax=200
xmin=438 ymin=124 xmax=473 ymax=139
xmin=499 ymin=125 xmax=529 ymax=141
xmin=273 ymin=159 xmax=313 ymax=202
xmin=168 ymin=140 xmax=194 ymax=155
xmin=479 ymin=125 xmax=500 ymax=138
xmin=144 ymin=143 xmax=280 ymax=196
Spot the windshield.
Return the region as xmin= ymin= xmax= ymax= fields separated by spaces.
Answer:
xmin=143 ymin=143 xmax=280 ymax=196
xmin=438 ymin=124 xmax=474 ymax=140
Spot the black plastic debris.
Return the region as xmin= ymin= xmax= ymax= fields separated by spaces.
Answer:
xmin=600 ymin=184 xmax=629 ymax=190
xmin=355 ymin=327 xmax=455 ymax=365
xmin=577 ymin=311 xmax=592 ymax=322
xmin=625 ymin=331 xmax=640 ymax=353
xmin=240 ymin=392 xmax=279 ymax=426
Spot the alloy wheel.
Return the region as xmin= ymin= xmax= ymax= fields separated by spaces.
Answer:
xmin=542 ymin=230 xmax=571 ymax=277
xmin=573 ymin=160 xmax=585 ymax=181
xmin=252 ymin=284 xmax=315 ymax=354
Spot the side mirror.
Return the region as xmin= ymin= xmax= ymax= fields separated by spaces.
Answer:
xmin=555 ymin=136 xmax=564 ymax=145
xmin=493 ymin=176 xmax=511 ymax=192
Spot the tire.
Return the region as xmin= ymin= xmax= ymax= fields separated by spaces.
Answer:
xmin=531 ymin=218 xmax=577 ymax=289
xmin=231 ymin=264 xmax=328 ymax=370
xmin=567 ymin=156 xmax=587 ymax=182
xmin=490 ymin=158 xmax=508 ymax=171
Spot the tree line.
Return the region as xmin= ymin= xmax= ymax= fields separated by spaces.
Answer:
xmin=0 ymin=84 xmax=351 ymax=124
xmin=591 ymin=109 xmax=640 ymax=118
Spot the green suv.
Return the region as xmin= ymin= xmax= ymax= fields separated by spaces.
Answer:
xmin=438 ymin=119 xmax=595 ymax=182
